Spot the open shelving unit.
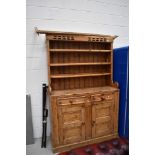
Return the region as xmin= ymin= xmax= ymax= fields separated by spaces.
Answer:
xmin=48 ymin=40 xmax=114 ymax=90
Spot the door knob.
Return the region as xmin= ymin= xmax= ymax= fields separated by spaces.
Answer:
xmin=82 ymin=122 xmax=85 ymax=125
xmin=92 ymin=121 xmax=95 ymax=126
xmin=69 ymin=99 xmax=73 ymax=104
xmin=101 ymin=97 xmax=105 ymax=101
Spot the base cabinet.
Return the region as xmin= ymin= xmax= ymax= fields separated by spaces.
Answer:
xmin=50 ymin=89 xmax=119 ymax=153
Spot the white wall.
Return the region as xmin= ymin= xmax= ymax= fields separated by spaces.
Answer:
xmin=26 ymin=0 xmax=129 ymax=138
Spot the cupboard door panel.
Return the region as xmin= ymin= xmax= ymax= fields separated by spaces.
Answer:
xmin=63 ymin=126 xmax=84 ymax=144
xmin=95 ymin=121 xmax=111 ymax=137
xmin=92 ymin=101 xmax=114 ymax=138
xmin=58 ymin=101 xmax=85 ymax=145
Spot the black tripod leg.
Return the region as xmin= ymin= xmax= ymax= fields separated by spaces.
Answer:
xmin=41 ymin=124 xmax=45 ymax=148
xmin=44 ymin=124 xmax=47 ymax=147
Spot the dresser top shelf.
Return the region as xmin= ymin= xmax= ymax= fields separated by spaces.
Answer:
xmin=50 ymin=73 xmax=111 ymax=78
xmin=50 ymin=49 xmax=112 ymax=52
xmin=35 ymin=27 xmax=117 ymax=38
xmin=51 ymin=86 xmax=118 ymax=96
xmin=50 ymin=62 xmax=111 ymax=67
xmin=35 ymin=28 xmax=117 ymax=42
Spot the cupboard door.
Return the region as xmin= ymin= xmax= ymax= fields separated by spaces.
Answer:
xmin=92 ymin=100 xmax=114 ymax=138
xmin=57 ymin=98 xmax=86 ymax=145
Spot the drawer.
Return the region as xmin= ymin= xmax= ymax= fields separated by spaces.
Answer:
xmin=91 ymin=93 xmax=114 ymax=102
xmin=57 ymin=96 xmax=88 ymax=106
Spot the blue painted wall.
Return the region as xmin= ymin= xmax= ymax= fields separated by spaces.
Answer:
xmin=113 ymin=46 xmax=129 ymax=138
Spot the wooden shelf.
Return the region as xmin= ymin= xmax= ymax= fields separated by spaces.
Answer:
xmin=50 ymin=62 xmax=111 ymax=67
xmin=50 ymin=73 xmax=111 ymax=78
xmin=50 ymin=49 xmax=112 ymax=52
xmin=52 ymin=86 xmax=118 ymax=96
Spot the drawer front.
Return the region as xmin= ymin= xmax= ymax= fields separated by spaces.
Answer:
xmin=57 ymin=95 xmax=89 ymax=106
xmin=91 ymin=93 xmax=114 ymax=102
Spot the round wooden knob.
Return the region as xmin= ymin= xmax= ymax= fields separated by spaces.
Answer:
xmin=69 ymin=99 xmax=73 ymax=103
xmin=82 ymin=122 xmax=85 ymax=125
xmin=101 ymin=97 xmax=105 ymax=101
xmin=92 ymin=121 xmax=95 ymax=126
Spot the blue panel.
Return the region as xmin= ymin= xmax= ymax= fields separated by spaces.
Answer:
xmin=113 ymin=46 xmax=129 ymax=138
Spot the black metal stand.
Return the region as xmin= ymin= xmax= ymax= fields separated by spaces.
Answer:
xmin=41 ymin=84 xmax=48 ymax=148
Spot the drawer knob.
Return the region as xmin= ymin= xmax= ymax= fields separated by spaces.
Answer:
xmin=69 ymin=99 xmax=73 ymax=103
xmin=101 ymin=97 xmax=105 ymax=101
xmin=106 ymin=96 xmax=112 ymax=100
xmin=92 ymin=120 xmax=95 ymax=126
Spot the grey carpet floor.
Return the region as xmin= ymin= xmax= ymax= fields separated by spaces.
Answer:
xmin=26 ymin=137 xmax=57 ymax=155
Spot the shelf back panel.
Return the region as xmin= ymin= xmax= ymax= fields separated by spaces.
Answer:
xmin=49 ymin=41 xmax=111 ymax=50
xmin=50 ymin=52 xmax=111 ymax=63
xmin=48 ymin=40 xmax=113 ymax=90
xmin=51 ymin=76 xmax=111 ymax=90
xmin=50 ymin=65 xmax=111 ymax=75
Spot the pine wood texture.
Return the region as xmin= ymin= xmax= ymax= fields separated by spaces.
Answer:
xmin=36 ymin=29 xmax=119 ymax=153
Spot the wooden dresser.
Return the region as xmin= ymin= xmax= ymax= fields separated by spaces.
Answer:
xmin=36 ymin=29 xmax=119 ymax=153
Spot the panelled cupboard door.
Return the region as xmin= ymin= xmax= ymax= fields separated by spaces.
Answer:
xmin=57 ymin=98 xmax=86 ymax=145
xmin=92 ymin=94 xmax=114 ymax=138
